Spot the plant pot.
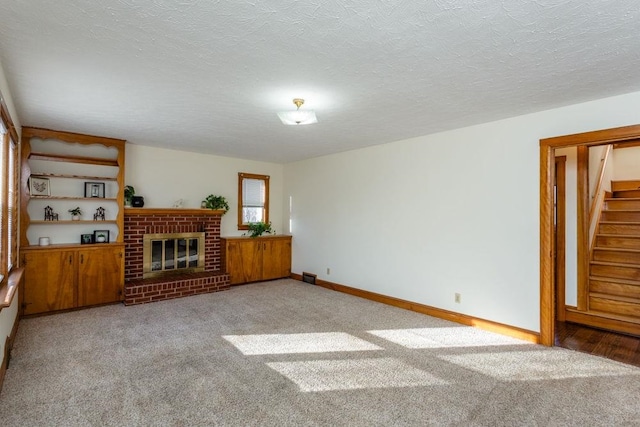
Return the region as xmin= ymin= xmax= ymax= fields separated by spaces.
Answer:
xmin=132 ymin=196 xmax=145 ymax=207
xmin=96 ymin=235 xmax=106 ymax=243
xmin=72 ymin=215 xmax=80 ymax=221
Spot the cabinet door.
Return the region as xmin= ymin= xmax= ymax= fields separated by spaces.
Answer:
xmin=262 ymin=239 xmax=292 ymax=280
xmin=226 ymin=240 xmax=262 ymax=284
xmin=78 ymin=246 xmax=124 ymax=306
xmin=23 ymin=250 xmax=76 ymax=315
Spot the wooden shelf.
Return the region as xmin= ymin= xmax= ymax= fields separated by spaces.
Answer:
xmin=29 ymin=220 xmax=118 ymax=225
xmin=124 ymin=208 xmax=226 ymax=216
xmin=21 ymin=242 xmax=125 ymax=251
xmin=30 ymin=173 xmax=118 ymax=181
xmin=29 ymin=196 xmax=118 ymax=201
xmin=29 ymin=152 xmax=119 ymax=167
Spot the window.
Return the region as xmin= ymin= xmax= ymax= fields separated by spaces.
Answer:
xmin=0 ymin=100 xmax=18 ymax=279
xmin=238 ymin=172 xmax=269 ymax=229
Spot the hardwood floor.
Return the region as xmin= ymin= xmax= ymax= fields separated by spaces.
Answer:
xmin=555 ymin=321 xmax=640 ymax=367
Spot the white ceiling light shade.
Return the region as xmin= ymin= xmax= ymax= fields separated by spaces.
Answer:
xmin=277 ymin=98 xmax=318 ymax=125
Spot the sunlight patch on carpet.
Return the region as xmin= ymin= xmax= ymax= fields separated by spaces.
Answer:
xmin=439 ymin=349 xmax=640 ymax=381
xmin=367 ymin=327 xmax=529 ymax=349
xmin=222 ymin=332 xmax=382 ymax=355
xmin=267 ymin=357 xmax=448 ymax=392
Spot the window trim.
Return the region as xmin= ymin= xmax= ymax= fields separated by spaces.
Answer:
xmin=0 ymin=95 xmax=18 ymax=281
xmin=237 ymin=172 xmax=269 ymax=230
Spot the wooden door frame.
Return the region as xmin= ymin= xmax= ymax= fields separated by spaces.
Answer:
xmin=539 ymin=124 xmax=640 ymax=346
xmin=554 ymin=156 xmax=566 ymax=322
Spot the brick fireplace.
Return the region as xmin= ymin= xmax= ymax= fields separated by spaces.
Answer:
xmin=123 ymin=208 xmax=230 ymax=305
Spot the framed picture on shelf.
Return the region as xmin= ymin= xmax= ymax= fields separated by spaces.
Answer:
xmin=81 ymin=234 xmax=94 ymax=244
xmin=93 ymin=230 xmax=110 ymax=244
xmin=84 ymin=182 xmax=105 ymax=198
xmin=29 ymin=177 xmax=51 ymax=196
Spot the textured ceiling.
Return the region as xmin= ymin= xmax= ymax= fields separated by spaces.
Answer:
xmin=0 ymin=1 xmax=639 ymax=163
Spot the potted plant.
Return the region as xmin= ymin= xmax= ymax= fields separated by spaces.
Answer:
xmin=95 ymin=232 xmax=107 ymax=243
xmin=202 ymin=194 xmax=229 ymax=213
xmin=124 ymin=185 xmax=135 ymax=207
xmin=69 ymin=207 xmax=82 ymax=220
xmin=247 ymin=221 xmax=273 ymax=238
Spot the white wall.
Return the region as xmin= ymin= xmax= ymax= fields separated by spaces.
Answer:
xmin=284 ymin=91 xmax=640 ymax=332
xmin=125 ymin=144 xmax=284 ymax=237
xmin=556 ymin=147 xmax=577 ymax=307
xmin=0 ymin=57 xmax=21 ymax=378
xmin=612 ymin=146 xmax=640 ymax=181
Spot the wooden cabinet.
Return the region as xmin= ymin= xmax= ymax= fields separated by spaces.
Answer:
xmin=221 ymin=235 xmax=292 ymax=285
xmin=22 ymin=249 xmax=75 ymax=315
xmin=78 ymin=246 xmax=124 ymax=307
xmin=19 ymin=128 xmax=126 ymax=315
xmin=22 ymin=244 xmax=125 ymax=315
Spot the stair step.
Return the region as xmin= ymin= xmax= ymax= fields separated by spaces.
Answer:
xmin=590 ymin=261 xmax=640 ymax=281
xmin=600 ymin=210 xmax=640 ymax=222
xmin=585 ymin=310 xmax=640 ymax=327
xmin=590 ymin=276 xmax=640 ymax=299
xmin=592 ymin=247 xmax=640 ymax=264
xmin=589 ymin=294 xmax=640 ymax=319
xmin=613 ymin=189 xmax=640 ymax=198
xmin=605 ymin=198 xmax=640 ymax=210
xmin=598 ymin=222 xmax=640 ymax=235
xmin=595 ymin=234 xmax=640 ymax=249
xmin=612 ymin=180 xmax=640 ymax=192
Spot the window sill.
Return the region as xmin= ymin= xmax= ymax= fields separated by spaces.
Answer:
xmin=0 ymin=267 xmax=23 ymax=309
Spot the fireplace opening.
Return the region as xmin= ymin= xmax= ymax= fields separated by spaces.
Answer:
xmin=143 ymin=232 xmax=205 ymax=279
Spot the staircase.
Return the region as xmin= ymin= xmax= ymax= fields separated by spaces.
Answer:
xmin=589 ymin=180 xmax=640 ymax=330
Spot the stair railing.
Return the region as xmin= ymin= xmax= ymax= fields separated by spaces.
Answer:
xmin=588 ymin=144 xmax=613 ymax=251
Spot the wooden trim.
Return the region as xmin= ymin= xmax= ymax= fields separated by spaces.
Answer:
xmin=565 ymin=309 xmax=640 ymax=337
xmin=555 ymin=156 xmax=566 ymax=322
xmin=588 ymin=145 xmax=612 ymax=223
xmin=0 ymin=94 xmax=18 ymax=143
xmin=1 ymin=133 xmax=8 ymax=274
xmin=237 ymin=172 xmax=270 ymax=230
xmin=291 ymin=273 xmax=540 ymax=343
xmin=0 ymin=275 xmax=20 ymax=394
xmin=540 ymin=144 xmax=555 ymax=346
xmin=0 ymin=336 xmax=9 ymax=394
xmin=613 ymin=139 xmax=640 ymax=149
xmin=221 ymin=234 xmax=292 ymax=241
xmin=22 ymin=127 xmax=125 ymax=147
xmin=576 ymin=146 xmax=589 ymax=311
xmin=540 ymin=124 xmax=640 ymax=148
xmin=124 ymin=208 xmax=226 ymax=216
xmin=540 ymin=124 xmax=640 ymax=347
xmin=29 ymin=152 xmax=119 ymax=167
xmin=0 ymin=267 xmax=23 ymax=308
xmin=21 ymin=242 xmax=125 ymax=252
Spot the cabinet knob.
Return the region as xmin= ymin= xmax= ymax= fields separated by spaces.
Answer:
xmin=80 ymin=254 xmax=84 ymax=264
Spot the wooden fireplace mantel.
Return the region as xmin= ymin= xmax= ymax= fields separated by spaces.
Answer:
xmin=124 ymin=208 xmax=226 ymax=216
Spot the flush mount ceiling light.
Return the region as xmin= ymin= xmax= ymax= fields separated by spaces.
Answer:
xmin=277 ymin=98 xmax=318 ymax=125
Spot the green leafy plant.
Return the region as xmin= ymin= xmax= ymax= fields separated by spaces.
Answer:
xmin=247 ymin=221 xmax=273 ymax=238
xmin=124 ymin=185 xmax=135 ymax=205
xmin=202 ymin=194 xmax=229 ymax=213
xmin=68 ymin=207 xmax=82 ymax=216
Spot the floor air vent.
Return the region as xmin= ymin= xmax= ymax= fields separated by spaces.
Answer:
xmin=302 ymin=272 xmax=317 ymax=285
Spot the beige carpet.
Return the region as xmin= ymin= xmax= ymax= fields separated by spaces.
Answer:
xmin=1 ymin=279 xmax=639 ymax=426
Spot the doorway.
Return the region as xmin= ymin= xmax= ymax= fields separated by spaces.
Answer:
xmin=540 ymin=124 xmax=640 ymax=346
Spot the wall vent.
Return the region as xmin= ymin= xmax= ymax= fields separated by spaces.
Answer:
xmin=302 ymin=272 xmax=317 ymax=285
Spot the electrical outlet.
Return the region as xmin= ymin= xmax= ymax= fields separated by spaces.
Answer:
xmin=454 ymin=293 xmax=461 ymax=304
xmin=326 ymin=268 xmax=331 ymax=275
